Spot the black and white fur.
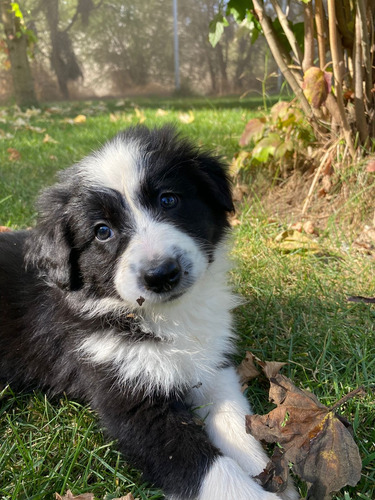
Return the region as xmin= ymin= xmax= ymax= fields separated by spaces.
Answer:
xmin=0 ymin=126 xmax=297 ymax=500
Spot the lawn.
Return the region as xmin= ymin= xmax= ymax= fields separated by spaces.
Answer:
xmin=0 ymin=96 xmax=374 ymax=500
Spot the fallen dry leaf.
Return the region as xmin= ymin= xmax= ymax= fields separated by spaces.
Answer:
xmin=134 ymin=107 xmax=146 ymax=123
xmin=178 ymin=110 xmax=195 ymax=124
xmin=245 ymin=360 xmax=363 ymax=499
xmin=155 ymin=108 xmax=169 ymax=117
xmin=229 ymin=150 xmax=251 ymax=176
xmin=230 ymin=217 xmax=242 ymax=227
xmin=237 ymin=351 xmax=261 ymax=386
xmin=273 ymin=229 xmax=320 ymax=253
xmin=55 ymin=490 xmax=94 ymax=500
xmin=73 ymin=114 xmax=87 ymax=124
xmin=366 ymin=159 xmax=375 ymax=172
xmin=43 ymin=133 xmax=58 ymax=144
xmin=7 ymin=147 xmax=21 ymax=161
xmin=303 ymin=220 xmax=316 ymax=235
xmin=0 ymin=226 xmax=12 ymax=232
xmin=110 ymin=112 xmax=120 ymax=122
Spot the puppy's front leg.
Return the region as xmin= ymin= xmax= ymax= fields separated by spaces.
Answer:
xmin=91 ymin=380 xmax=284 ymax=500
xmin=190 ymin=366 xmax=299 ymax=500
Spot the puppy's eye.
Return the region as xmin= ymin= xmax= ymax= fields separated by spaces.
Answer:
xmin=160 ymin=193 xmax=178 ymax=209
xmin=95 ymin=224 xmax=114 ymax=241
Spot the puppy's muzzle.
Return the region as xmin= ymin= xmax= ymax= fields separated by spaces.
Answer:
xmin=142 ymin=258 xmax=181 ymax=294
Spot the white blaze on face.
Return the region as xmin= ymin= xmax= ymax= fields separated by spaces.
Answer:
xmin=80 ymin=137 xmax=209 ymax=306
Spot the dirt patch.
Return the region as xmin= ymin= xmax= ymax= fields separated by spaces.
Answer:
xmin=243 ymin=167 xmax=375 ymax=237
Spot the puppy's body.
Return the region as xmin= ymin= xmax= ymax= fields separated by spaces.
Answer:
xmin=0 ymin=127 xmax=297 ymax=500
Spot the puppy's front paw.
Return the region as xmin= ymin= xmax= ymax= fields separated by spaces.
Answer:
xmin=198 ymin=456 xmax=284 ymax=500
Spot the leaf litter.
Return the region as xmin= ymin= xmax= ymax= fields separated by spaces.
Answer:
xmin=239 ymin=352 xmax=364 ymax=499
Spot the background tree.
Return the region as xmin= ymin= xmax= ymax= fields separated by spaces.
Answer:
xmin=0 ymin=0 xmax=277 ymax=102
xmin=0 ymin=0 xmax=38 ymax=107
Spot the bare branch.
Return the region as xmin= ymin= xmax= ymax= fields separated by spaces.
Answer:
xmin=269 ymin=0 xmax=303 ymax=66
xmin=327 ymin=0 xmax=356 ymax=158
xmin=354 ymin=2 xmax=369 ymax=145
xmin=252 ymin=0 xmax=313 ymax=120
xmin=302 ymin=1 xmax=314 ymax=72
xmin=356 ymin=0 xmax=372 ymax=106
xmin=315 ymin=0 xmax=327 ymax=68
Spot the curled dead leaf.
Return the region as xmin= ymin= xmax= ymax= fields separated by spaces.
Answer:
xmin=366 ymin=159 xmax=375 ymax=172
xmin=0 ymin=226 xmax=12 ymax=232
xmin=43 ymin=134 xmax=58 ymax=144
xmin=178 ymin=111 xmax=195 ymax=124
xmin=237 ymin=352 xmax=261 ymax=385
xmin=156 ymin=108 xmax=169 ymax=117
xmin=303 ymin=67 xmax=332 ymax=109
xmin=273 ymin=229 xmax=320 ymax=253
xmin=73 ymin=114 xmax=87 ymax=124
xmin=134 ymin=107 xmax=146 ymax=123
xmin=7 ymin=147 xmax=21 ymax=161
xmin=246 ymin=368 xmax=363 ymax=499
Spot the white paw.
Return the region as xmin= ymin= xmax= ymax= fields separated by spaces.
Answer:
xmin=197 ymin=456 xmax=283 ymax=500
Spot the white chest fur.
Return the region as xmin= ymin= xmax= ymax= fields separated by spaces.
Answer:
xmin=78 ymin=251 xmax=239 ymax=396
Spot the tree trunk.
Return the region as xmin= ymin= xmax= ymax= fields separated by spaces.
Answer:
xmin=0 ymin=0 xmax=38 ymax=107
xmin=252 ymin=0 xmax=313 ymax=119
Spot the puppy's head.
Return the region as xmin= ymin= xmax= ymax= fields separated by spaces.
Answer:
xmin=25 ymin=126 xmax=233 ymax=309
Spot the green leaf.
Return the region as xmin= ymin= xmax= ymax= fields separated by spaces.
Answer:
xmin=209 ymin=14 xmax=229 ymax=47
xmin=252 ymin=133 xmax=281 ymax=163
xmin=227 ymin=0 xmax=251 ymax=21
xmin=11 ymin=2 xmax=23 ymax=19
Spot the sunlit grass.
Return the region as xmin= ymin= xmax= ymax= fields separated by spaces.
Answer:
xmin=232 ymin=204 xmax=375 ymax=499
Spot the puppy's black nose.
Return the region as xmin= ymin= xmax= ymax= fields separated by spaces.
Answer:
xmin=142 ymin=259 xmax=181 ymax=293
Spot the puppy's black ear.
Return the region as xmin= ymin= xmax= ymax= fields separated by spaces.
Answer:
xmin=196 ymin=152 xmax=234 ymax=213
xmin=25 ymin=184 xmax=76 ymax=290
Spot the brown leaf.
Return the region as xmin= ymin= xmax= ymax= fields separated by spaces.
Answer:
xmin=230 ymin=217 xmax=242 ymax=227
xmin=0 ymin=226 xmax=12 ymax=233
xmin=178 ymin=111 xmax=194 ymax=124
xmin=73 ymin=114 xmax=87 ymax=124
xmin=232 ymin=183 xmax=249 ymax=202
xmin=246 ymin=373 xmax=362 ymax=499
xmin=7 ymin=147 xmax=21 ymax=161
xmin=366 ymin=159 xmax=375 ymax=172
xmin=254 ymin=447 xmax=288 ymax=493
xmin=237 ymin=352 xmax=261 ymax=385
xmin=55 ymin=491 xmax=94 ymax=500
xmin=303 ymin=221 xmax=316 ymax=235
xmin=303 ymin=67 xmax=332 ymax=108
xmin=257 ymin=359 xmax=287 ymax=379
xmin=43 ymin=134 xmax=58 ymax=144
xmin=239 ymin=118 xmax=266 ymax=146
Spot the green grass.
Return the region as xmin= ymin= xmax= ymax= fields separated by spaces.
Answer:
xmin=0 ymin=96 xmax=374 ymax=499
xmin=0 ymin=96 xmax=263 ymax=228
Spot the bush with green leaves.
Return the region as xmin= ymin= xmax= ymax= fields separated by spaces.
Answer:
xmin=236 ymin=101 xmax=314 ymax=175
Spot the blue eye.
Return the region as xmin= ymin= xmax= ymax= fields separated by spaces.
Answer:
xmin=95 ymin=224 xmax=114 ymax=241
xmin=160 ymin=193 xmax=178 ymax=209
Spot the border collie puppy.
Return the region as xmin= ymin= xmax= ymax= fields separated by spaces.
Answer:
xmin=0 ymin=126 xmax=297 ymax=500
